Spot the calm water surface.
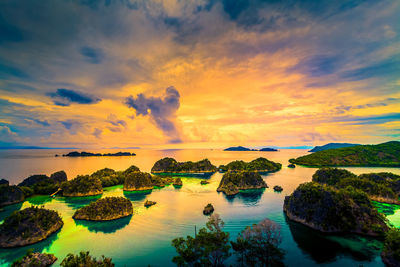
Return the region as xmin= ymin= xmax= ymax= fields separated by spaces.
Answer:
xmin=1 ymin=149 xmax=400 ymax=266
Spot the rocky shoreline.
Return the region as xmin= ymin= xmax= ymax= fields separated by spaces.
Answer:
xmin=73 ymin=197 xmax=133 ymax=221
xmin=0 ymin=207 xmax=63 ymax=248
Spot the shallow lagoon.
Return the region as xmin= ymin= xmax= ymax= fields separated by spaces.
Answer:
xmin=0 ymin=149 xmax=399 ymax=266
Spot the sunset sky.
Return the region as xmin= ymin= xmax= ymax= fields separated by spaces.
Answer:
xmin=0 ymin=0 xmax=399 ymax=149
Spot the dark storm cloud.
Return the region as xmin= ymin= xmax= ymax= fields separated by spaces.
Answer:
xmin=47 ymin=88 xmax=101 ymax=106
xmin=125 ymin=86 xmax=181 ymax=142
xmin=80 ymin=46 xmax=104 ymax=64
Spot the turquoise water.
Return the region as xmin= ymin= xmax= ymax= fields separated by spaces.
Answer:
xmin=0 ymin=149 xmax=399 ymax=266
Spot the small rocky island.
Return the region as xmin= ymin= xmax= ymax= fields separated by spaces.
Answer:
xmin=273 ymin=185 xmax=283 ymax=192
xmin=73 ymin=197 xmax=133 ymax=221
xmin=173 ymin=178 xmax=183 ymax=187
xmin=61 ymin=175 xmax=103 ymax=197
xmin=200 ymin=180 xmax=210 ymax=185
xmin=123 ymin=171 xmax=154 ymax=191
xmin=218 ymin=157 xmax=282 ymax=173
xmin=288 ymin=163 xmax=295 ymax=168
xmin=151 ymin=158 xmax=217 ymax=176
xmin=217 ymin=171 xmax=268 ymax=196
xmin=62 ymin=151 xmax=136 ymax=157
xmin=283 ymin=182 xmax=388 ymax=236
xmin=312 ymin=168 xmax=400 ymax=204
xmin=144 ymin=200 xmax=157 ymax=207
xmin=381 ymin=228 xmax=400 ymax=267
xmin=0 ymin=207 xmax=63 ymax=248
xmin=203 ymin=203 xmax=214 ymax=215
xmin=12 ymin=251 xmax=57 ymax=267
xmin=290 ymin=141 xmax=400 ymax=167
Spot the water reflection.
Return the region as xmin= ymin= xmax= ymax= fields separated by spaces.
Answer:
xmin=286 ymin=217 xmax=382 ymax=263
xmin=223 ymin=188 xmax=265 ymax=206
xmin=58 ymin=195 xmax=102 ymax=209
xmin=26 ymin=195 xmax=53 ymax=206
xmin=123 ymin=190 xmax=151 ymax=202
xmin=74 ymin=215 xmax=132 ymax=234
xmin=374 ymin=201 xmax=400 ymax=216
xmin=0 ymin=202 xmax=23 ymax=222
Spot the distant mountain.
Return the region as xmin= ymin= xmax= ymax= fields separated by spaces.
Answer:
xmin=259 ymin=147 xmax=278 ymax=152
xmin=224 ymin=146 xmax=255 ymax=151
xmin=290 ymin=141 xmax=400 ymax=167
xmin=309 ymin=143 xmax=360 ymax=152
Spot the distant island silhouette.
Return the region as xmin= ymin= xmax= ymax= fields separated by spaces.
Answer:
xmin=60 ymin=151 xmax=136 ymax=157
xmin=224 ymin=146 xmax=278 ymax=151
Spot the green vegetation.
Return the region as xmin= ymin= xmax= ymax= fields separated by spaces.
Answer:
xmin=217 ymin=171 xmax=267 ymax=196
xmin=283 ymin=182 xmax=388 ymax=236
xmin=19 ymin=186 xmax=34 ymax=198
xmin=90 ymin=168 xmax=122 ymax=187
xmin=203 ymin=204 xmax=214 ymax=215
xmin=290 ymin=141 xmax=400 ymax=167
xmin=90 ymin=165 xmax=140 ymax=187
xmin=61 ymin=175 xmax=103 ymax=197
xmin=12 ymin=249 xmax=57 ymax=267
xmin=231 ymin=219 xmax=285 ymax=267
xmin=61 ymin=251 xmax=114 ymax=267
xmin=173 ymin=178 xmax=183 ymax=187
xmin=17 ymin=171 xmax=67 ymax=195
xmin=123 ymin=171 xmax=154 ymax=191
xmin=382 ymin=228 xmax=400 ymax=267
xmin=312 ymin=168 xmax=356 ymax=186
xmin=151 ymin=158 xmax=217 ymax=173
xmin=172 ymin=214 xmax=231 ymax=266
xmin=0 ymin=206 xmax=63 ymax=247
xmin=122 ymin=165 xmax=140 ymax=175
xmin=218 ymin=157 xmax=282 ymax=172
xmin=144 ymin=200 xmax=156 ymax=207
xmin=171 ymin=215 xmax=285 ymax=267
xmin=123 ymin=171 xmax=176 ymax=191
xmin=0 ymin=185 xmax=24 ymax=207
xmin=309 ymin=143 xmax=359 ymax=152
xmin=312 ymin=168 xmax=400 ymax=203
xmin=73 ymin=197 xmax=133 ymax=221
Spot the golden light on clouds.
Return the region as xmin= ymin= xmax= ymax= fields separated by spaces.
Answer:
xmin=0 ymin=0 xmax=399 ymax=148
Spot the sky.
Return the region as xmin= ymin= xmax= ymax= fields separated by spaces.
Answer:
xmin=0 ymin=0 xmax=399 ymax=149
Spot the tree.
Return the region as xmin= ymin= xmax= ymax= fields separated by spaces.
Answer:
xmin=231 ymin=219 xmax=285 ymax=267
xmin=172 ymin=214 xmax=231 ymax=267
xmin=60 ymin=251 xmax=114 ymax=267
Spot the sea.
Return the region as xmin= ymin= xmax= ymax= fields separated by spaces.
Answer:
xmin=0 ymin=148 xmax=399 ymax=266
